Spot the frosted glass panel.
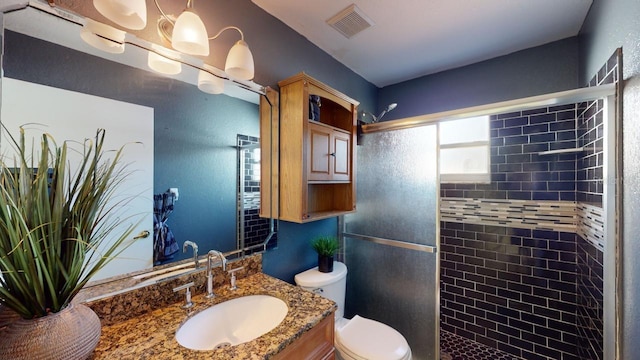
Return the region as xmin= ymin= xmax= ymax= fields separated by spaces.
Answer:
xmin=344 ymin=125 xmax=438 ymax=360
xmin=346 ymin=126 xmax=437 ymax=245
xmin=345 ymin=238 xmax=437 ymax=360
xmin=440 ymin=115 xmax=489 ymax=144
xmin=441 ymin=145 xmax=489 ymax=173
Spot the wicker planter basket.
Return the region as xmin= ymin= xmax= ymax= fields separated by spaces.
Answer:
xmin=0 ymin=303 xmax=101 ymax=360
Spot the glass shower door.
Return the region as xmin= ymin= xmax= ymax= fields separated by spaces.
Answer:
xmin=343 ymin=124 xmax=439 ymax=360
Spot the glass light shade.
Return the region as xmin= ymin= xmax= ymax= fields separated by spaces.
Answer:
xmin=80 ymin=19 xmax=126 ymax=54
xmin=172 ymin=10 xmax=210 ymax=56
xmin=197 ymin=71 xmax=225 ymax=94
xmin=148 ymin=52 xmax=182 ymax=75
xmin=93 ymin=0 xmax=147 ymax=30
xmin=225 ymin=40 xmax=254 ymax=80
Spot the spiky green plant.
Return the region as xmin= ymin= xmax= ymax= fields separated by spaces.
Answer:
xmin=310 ymin=236 xmax=340 ymax=257
xmin=0 ymin=126 xmax=139 ymax=319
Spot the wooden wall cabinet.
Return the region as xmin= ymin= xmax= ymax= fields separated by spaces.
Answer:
xmin=272 ymin=72 xmax=359 ymax=223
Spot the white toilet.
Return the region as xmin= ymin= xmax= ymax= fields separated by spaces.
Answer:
xmin=295 ymin=261 xmax=412 ymax=360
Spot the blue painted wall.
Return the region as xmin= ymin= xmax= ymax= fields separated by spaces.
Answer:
xmin=377 ymin=37 xmax=580 ymax=121
xmin=262 ymin=218 xmax=338 ymax=284
xmin=152 ymin=89 xmax=259 ymax=263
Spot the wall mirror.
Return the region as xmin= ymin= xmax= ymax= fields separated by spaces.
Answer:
xmin=0 ymin=2 xmax=276 ymax=292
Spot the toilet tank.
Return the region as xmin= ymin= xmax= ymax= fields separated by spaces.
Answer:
xmin=294 ymin=261 xmax=348 ymax=319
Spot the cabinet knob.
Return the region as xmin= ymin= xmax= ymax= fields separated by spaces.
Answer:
xmin=330 ymin=152 xmax=336 ymax=157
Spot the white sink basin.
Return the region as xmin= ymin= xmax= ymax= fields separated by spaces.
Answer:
xmin=175 ymin=295 xmax=288 ymax=350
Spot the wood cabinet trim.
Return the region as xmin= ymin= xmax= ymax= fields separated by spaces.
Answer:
xmin=278 ymin=72 xmax=360 ymax=107
xmin=272 ymin=313 xmax=335 ymax=360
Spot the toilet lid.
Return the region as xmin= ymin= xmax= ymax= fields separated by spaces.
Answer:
xmin=336 ymin=315 xmax=410 ymax=360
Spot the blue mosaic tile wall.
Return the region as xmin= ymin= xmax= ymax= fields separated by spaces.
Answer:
xmin=243 ymin=208 xmax=276 ymax=251
xmin=440 ymin=103 xmax=584 ymax=360
xmin=440 ymin=51 xmax=617 ymax=360
xmin=441 ymin=104 xmax=579 ymax=202
xmin=237 ymin=135 xmax=275 ymax=250
xmin=440 ymin=223 xmax=579 ymax=360
xmin=576 ymin=99 xmax=604 ymax=205
xmin=576 ymin=236 xmax=604 ymax=359
xmin=573 ymin=50 xmax=619 ymax=360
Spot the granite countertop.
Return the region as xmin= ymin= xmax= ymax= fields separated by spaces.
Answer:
xmin=90 ymin=273 xmax=336 ymax=359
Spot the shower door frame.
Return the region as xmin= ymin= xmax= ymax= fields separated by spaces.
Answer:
xmin=351 ymin=83 xmax=618 ymax=360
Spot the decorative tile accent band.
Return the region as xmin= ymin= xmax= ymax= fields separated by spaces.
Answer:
xmin=441 ymin=197 xmax=577 ymax=232
xmin=577 ymin=202 xmax=605 ymax=250
xmin=441 ymin=197 xmax=605 ymax=249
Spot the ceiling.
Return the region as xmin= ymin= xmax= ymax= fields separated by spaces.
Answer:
xmin=251 ymin=0 xmax=593 ymax=88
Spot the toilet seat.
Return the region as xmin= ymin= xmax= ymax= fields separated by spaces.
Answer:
xmin=335 ymin=315 xmax=411 ymax=360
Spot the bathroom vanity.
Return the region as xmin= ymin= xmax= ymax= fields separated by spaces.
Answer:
xmin=85 ymin=256 xmax=336 ymax=359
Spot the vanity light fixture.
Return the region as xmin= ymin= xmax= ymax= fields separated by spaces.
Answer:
xmin=93 ymin=0 xmax=147 ymax=30
xmin=89 ymin=0 xmax=255 ymax=86
xmin=154 ymin=0 xmax=255 ymax=80
xmin=166 ymin=1 xmax=209 ymax=56
xmin=198 ymin=65 xmax=225 ymax=94
xmin=80 ymin=18 xmax=126 ymax=54
xmin=148 ymin=45 xmax=182 ymax=75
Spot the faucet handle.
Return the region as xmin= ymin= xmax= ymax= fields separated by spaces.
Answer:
xmin=228 ymin=266 xmax=245 ymax=290
xmin=173 ymin=282 xmax=195 ymax=309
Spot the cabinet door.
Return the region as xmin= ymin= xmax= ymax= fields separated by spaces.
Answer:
xmin=309 ymin=122 xmax=333 ymax=181
xmin=308 ymin=122 xmax=351 ymax=182
xmin=331 ymin=130 xmax=350 ymax=182
xmin=272 ymin=314 xmax=334 ymax=360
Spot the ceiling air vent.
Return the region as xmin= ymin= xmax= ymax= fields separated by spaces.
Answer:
xmin=327 ymin=4 xmax=375 ymax=39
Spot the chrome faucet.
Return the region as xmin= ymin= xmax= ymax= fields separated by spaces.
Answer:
xmin=183 ymin=241 xmax=199 ymax=269
xmin=205 ymin=250 xmax=227 ymax=298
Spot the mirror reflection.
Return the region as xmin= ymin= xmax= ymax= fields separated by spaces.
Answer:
xmin=0 ymin=4 xmax=273 ymax=283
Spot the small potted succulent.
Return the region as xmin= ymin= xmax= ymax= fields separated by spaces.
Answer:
xmin=310 ymin=236 xmax=340 ymax=273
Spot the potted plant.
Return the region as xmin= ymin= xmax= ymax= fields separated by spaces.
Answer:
xmin=311 ymin=236 xmax=340 ymax=273
xmin=0 ymin=127 xmax=139 ymax=360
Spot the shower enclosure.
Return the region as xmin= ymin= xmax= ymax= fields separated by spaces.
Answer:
xmin=342 ymin=125 xmax=440 ymax=360
xmin=342 ymin=77 xmax=617 ymax=360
